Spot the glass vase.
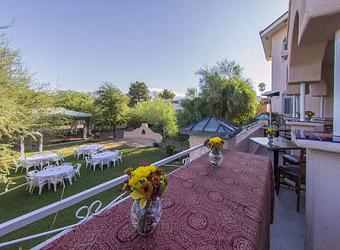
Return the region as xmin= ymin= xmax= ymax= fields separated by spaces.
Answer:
xmin=130 ymin=197 xmax=162 ymax=235
xmin=267 ymin=135 xmax=274 ymax=145
xmin=209 ymin=150 xmax=223 ymax=167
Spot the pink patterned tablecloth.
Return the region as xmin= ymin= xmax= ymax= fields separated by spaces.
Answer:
xmin=44 ymin=151 xmax=274 ymax=250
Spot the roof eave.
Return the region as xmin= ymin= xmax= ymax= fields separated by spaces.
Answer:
xmin=260 ymin=11 xmax=289 ymax=61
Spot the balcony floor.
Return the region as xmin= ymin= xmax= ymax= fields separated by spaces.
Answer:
xmin=256 ymin=147 xmax=305 ymax=250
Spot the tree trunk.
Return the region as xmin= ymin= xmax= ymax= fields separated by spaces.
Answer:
xmin=113 ymin=125 xmax=116 ymax=138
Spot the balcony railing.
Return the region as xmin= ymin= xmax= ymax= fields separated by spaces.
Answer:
xmin=0 ymin=143 xmax=208 ymax=248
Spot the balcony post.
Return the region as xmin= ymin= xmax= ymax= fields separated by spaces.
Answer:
xmin=334 ymin=29 xmax=340 ymax=135
xmin=292 ymin=95 xmax=297 ymax=118
xmin=300 ymin=83 xmax=306 ymax=121
xmin=320 ymin=96 xmax=324 ymax=119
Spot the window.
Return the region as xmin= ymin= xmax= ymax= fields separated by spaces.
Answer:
xmin=283 ymin=96 xmax=293 ymax=115
xmin=283 ymin=37 xmax=288 ymax=51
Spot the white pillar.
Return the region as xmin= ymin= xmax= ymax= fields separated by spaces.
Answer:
xmin=292 ymin=95 xmax=297 ymax=118
xmin=334 ymin=29 xmax=340 ymax=135
xmin=300 ymin=83 xmax=306 ymax=121
xmin=20 ymin=136 xmax=25 ymax=157
xmin=320 ymin=96 xmax=324 ymax=119
xmin=39 ymin=135 xmax=43 ymax=152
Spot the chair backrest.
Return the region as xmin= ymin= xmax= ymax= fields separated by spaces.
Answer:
xmin=25 ymin=175 xmax=34 ymax=182
xmin=27 ymin=170 xmax=38 ymax=176
xmin=85 ymin=157 xmax=90 ymax=164
xmin=74 ymin=163 xmax=81 ymax=171
xmin=13 ymin=159 xmax=19 ymax=167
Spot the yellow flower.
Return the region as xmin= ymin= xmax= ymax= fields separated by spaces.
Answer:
xmin=210 ymin=137 xmax=222 ymax=144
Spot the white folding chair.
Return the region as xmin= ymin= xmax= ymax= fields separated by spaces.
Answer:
xmin=49 ymin=176 xmax=65 ymax=192
xmin=73 ymin=163 xmax=81 ymax=178
xmin=90 ymin=159 xmax=102 ymax=172
xmin=101 ymin=160 xmax=110 ymax=170
xmin=24 ymin=161 xmax=35 ymax=173
xmin=64 ymin=169 xmax=75 ymax=185
xmin=117 ymin=151 xmax=123 ymax=163
xmin=57 ymin=154 xmax=65 ymax=165
xmin=25 ymin=170 xmax=38 ymax=194
xmin=36 ymin=177 xmax=49 ymax=195
xmin=14 ymin=160 xmax=23 ymax=173
xmin=85 ymin=156 xmax=90 ymax=169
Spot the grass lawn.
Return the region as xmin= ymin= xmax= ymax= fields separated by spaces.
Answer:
xmin=0 ymin=140 xmax=177 ymax=249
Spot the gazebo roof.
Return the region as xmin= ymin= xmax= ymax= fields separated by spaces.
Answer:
xmin=180 ymin=116 xmax=241 ymax=139
xmin=47 ymin=108 xmax=92 ymax=118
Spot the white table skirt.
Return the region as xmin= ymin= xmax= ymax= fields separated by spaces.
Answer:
xmin=91 ymin=151 xmax=118 ymax=163
xmin=26 ymin=152 xmax=58 ymax=166
xmin=78 ymin=144 xmax=103 ymax=154
xmin=35 ymin=165 xmax=73 ymax=179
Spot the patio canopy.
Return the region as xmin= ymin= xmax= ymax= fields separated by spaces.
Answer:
xmin=180 ymin=116 xmax=241 ymax=139
xmin=46 ymin=108 xmax=92 ymax=118
xmin=262 ymin=90 xmax=280 ymax=97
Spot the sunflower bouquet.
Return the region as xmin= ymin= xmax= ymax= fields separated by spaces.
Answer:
xmin=123 ymin=165 xmax=167 ymax=209
xmin=266 ymin=127 xmax=276 ymax=137
xmin=123 ymin=165 xmax=167 ymax=235
xmin=204 ymin=137 xmax=224 ymax=152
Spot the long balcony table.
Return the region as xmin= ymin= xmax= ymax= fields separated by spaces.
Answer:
xmin=44 ymin=151 xmax=274 ymax=250
xmin=250 ymin=137 xmax=301 ymax=167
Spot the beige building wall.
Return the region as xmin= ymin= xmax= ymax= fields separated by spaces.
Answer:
xmin=270 ymin=26 xmax=329 ymax=117
xmin=271 ymin=27 xmax=288 ymax=114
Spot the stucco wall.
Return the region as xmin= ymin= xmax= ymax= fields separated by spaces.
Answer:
xmin=271 ymin=27 xmax=288 ymax=114
xmin=123 ymin=123 xmax=162 ymax=142
xmin=305 ymin=148 xmax=340 ymax=250
xmin=270 ymin=25 xmax=332 ymax=118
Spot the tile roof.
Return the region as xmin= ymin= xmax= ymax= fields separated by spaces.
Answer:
xmin=180 ymin=116 xmax=241 ymax=139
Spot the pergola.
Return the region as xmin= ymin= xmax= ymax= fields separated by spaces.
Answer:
xmin=20 ymin=108 xmax=92 ymax=156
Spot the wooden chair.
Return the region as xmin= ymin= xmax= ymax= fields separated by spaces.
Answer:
xmin=275 ymin=149 xmax=306 ymax=212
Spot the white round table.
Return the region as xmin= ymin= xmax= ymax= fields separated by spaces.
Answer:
xmin=78 ymin=144 xmax=102 ymax=154
xmin=26 ymin=152 xmax=58 ymax=166
xmin=91 ymin=151 xmax=118 ymax=162
xmin=35 ymin=165 xmax=73 ymax=179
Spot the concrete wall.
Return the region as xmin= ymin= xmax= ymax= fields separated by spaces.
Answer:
xmin=235 ymin=124 xmax=265 ymax=153
xmin=305 ymin=148 xmax=340 ymax=250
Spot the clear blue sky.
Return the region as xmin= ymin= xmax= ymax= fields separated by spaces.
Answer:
xmin=0 ymin=0 xmax=288 ymax=95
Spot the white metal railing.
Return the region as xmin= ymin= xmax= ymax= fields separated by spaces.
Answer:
xmin=0 ymin=144 xmax=206 ymax=248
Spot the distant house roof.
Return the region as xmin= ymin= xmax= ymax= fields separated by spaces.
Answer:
xmin=47 ymin=107 xmax=92 ymax=118
xmin=180 ymin=116 xmax=241 ymax=139
xmin=262 ymin=91 xmax=280 ymax=97
xmin=260 ymin=11 xmax=289 ymax=61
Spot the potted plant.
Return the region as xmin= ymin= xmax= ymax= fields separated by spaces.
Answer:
xmin=204 ymin=137 xmax=224 ymax=167
xmin=123 ymin=165 xmax=167 ymax=235
xmin=305 ymin=111 xmax=315 ymax=121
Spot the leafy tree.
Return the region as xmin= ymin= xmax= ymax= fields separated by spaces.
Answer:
xmin=158 ymin=89 xmax=176 ymax=100
xmin=258 ymin=82 xmax=266 ymax=93
xmin=54 ymin=90 xmax=95 ymax=113
xmin=177 ymin=88 xmax=202 ymax=127
xmin=127 ymin=81 xmax=150 ymax=107
xmin=179 ymin=59 xmax=258 ymax=126
xmin=128 ymin=98 xmax=178 ymax=137
xmin=0 ymin=35 xmax=66 ymax=189
xmin=95 ymin=83 xmax=129 ymax=137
